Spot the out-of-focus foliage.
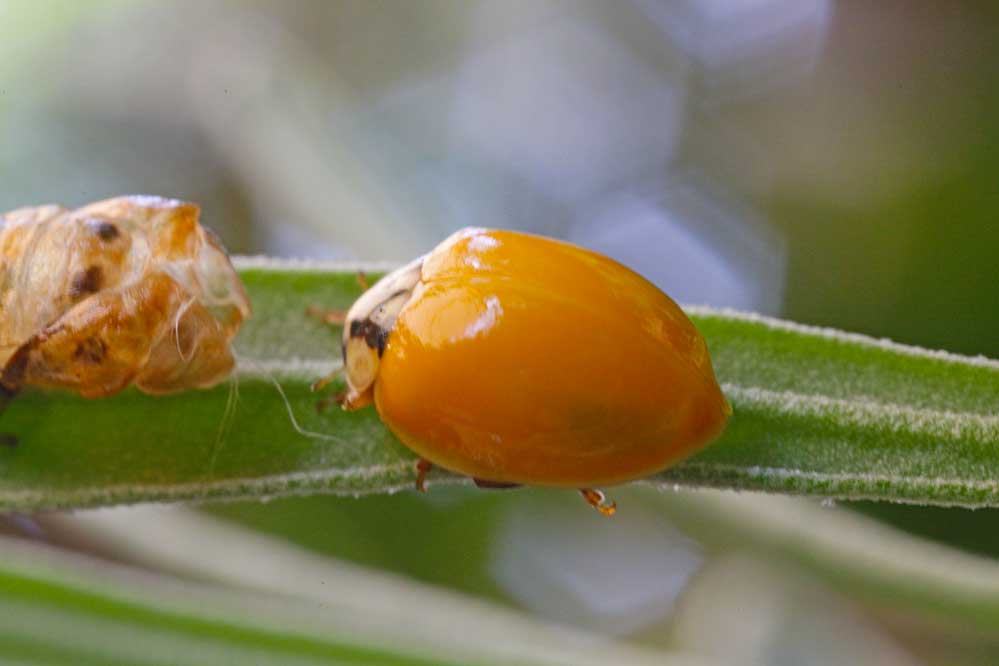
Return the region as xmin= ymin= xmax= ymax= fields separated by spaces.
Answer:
xmin=0 ymin=527 xmax=699 ymax=666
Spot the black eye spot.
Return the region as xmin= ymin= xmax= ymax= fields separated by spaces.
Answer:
xmin=96 ymin=222 xmax=120 ymax=241
xmin=362 ymin=323 xmax=386 ymax=356
xmin=70 ymin=266 xmax=103 ymax=299
xmin=349 ymin=320 xmax=363 ymax=337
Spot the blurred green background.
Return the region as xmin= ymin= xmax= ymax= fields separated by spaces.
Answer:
xmin=2 ymin=1 xmax=999 ymax=664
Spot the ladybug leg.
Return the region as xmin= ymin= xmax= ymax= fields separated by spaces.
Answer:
xmin=579 ymin=488 xmax=617 ymax=516
xmin=310 ymin=365 xmax=347 ymax=413
xmin=304 ymin=271 xmax=370 ymax=327
xmin=314 ymin=389 xmax=348 ymax=413
xmin=415 ymin=458 xmax=433 ymax=492
xmin=310 ymin=366 xmax=344 ymax=393
xmin=472 ymin=478 xmax=520 ymax=489
xmin=306 ymin=305 xmax=348 ymax=327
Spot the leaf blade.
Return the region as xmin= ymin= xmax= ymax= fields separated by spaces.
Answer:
xmin=0 ymin=259 xmax=996 ymax=510
xmin=660 ymin=308 xmax=999 ymax=505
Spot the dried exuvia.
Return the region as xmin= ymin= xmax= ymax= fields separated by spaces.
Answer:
xmin=0 ymin=195 xmax=250 ymax=407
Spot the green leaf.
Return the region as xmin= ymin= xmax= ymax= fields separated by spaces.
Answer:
xmin=1 ymin=258 xmax=996 ymax=510
xmin=0 ymin=526 xmax=699 ymax=666
xmin=667 ymin=308 xmax=999 ymax=505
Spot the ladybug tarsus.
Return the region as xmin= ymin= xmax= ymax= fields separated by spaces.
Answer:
xmin=314 ymin=389 xmax=347 ymax=413
xmin=415 ymin=458 xmax=433 ymax=493
xmin=580 ymin=488 xmax=617 ymax=516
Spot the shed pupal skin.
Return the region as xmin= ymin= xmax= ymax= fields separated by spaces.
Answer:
xmin=0 ymin=195 xmax=250 ymax=404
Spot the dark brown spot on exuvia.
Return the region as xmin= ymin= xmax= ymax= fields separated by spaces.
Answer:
xmin=73 ymin=337 xmax=107 ymax=364
xmin=96 ymin=222 xmax=120 ymax=241
xmin=70 ymin=266 xmax=103 ymax=299
xmin=1 ymin=341 xmax=33 ymax=391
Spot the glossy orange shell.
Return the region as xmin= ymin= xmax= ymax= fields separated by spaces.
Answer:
xmin=372 ymin=228 xmax=730 ymax=487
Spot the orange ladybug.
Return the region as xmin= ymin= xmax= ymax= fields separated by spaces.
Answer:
xmin=0 ymin=196 xmax=250 ymax=420
xmin=316 ymin=228 xmax=730 ymax=514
